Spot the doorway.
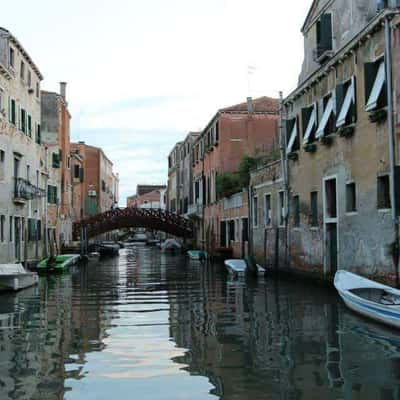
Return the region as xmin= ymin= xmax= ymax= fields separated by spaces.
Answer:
xmin=324 ymin=177 xmax=338 ymax=274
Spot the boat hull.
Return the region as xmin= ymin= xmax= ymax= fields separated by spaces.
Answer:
xmin=0 ymin=273 xmax=38 ymax=291
xmin=37 ymin=255 xmax=80 ymax=272
xmin=335 ymin=270 xmax=400 ymax=329
xmin=224 ymin=259 xmax=247 ymax=276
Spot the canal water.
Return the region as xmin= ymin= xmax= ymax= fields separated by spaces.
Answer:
xmin=1 ymin=247 xmax=400 ymax=399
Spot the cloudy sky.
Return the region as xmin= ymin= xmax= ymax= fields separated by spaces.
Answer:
xmin=4 ymin=0 xmax=310 ymax=204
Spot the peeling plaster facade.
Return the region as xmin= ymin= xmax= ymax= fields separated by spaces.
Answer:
xmin=251 ymin=2 xmax=400 ymax=279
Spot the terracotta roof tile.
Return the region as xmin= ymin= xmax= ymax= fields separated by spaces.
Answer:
xmin=220 ymin=96 xmax=279 ymax=114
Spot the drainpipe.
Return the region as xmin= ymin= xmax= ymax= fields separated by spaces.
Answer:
xmin=384 ymin=16 xmax=400 ymax=286
xmin=279 ymin=91 xmax=290 ymax=268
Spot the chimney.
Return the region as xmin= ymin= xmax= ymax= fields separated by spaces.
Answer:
xmin=246 ymin=97 xmax=254 ymax=113
xmin=59 ymin=82 xmax=67 ymax=101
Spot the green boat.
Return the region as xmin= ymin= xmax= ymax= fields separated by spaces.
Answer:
xmin=37 ymin=254 xmax=80 ymax=272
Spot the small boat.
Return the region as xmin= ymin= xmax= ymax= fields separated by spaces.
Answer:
xmin=161 ymin=239 xmax=182 ymax=253
xmin=87 ymin=252 xmax=100 ymax=262
xmin=187 ymin=250 xmax=208 ymax=260
xmin=224 ymin=259 xmax=266 ymax=277
xmin=334 ymin=270 xmax=400 ymax=329
xmin=37 ymin=254 xmax=81 ymax=272
xmin=90 ymin=242 xmax=120 ymax=257
xmin=224 ymin=259 xmax=247 ymax=276
xmin=0 ymin=264 xmax=38 ymax=291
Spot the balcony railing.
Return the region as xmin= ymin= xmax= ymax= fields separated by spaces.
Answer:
xmin=14 ymin=177 xmax=46 ymax=201
xmin=312 ymin=45 xmax=333 ymax=64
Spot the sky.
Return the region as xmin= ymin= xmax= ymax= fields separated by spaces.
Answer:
xmin=4 ymin=0 xmax=311 ymax=204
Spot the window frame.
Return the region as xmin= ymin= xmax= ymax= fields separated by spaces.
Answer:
xmin=253 ymin=195 xmax=259 ymax=228
xmin=365 ymin=58 xmax=386 ymax=112
xmin=336 ymin=76 xmax=356 ymax=128
xmin=264 ymin=193 xmax=272 ymax=227
xmin=346 ymin=181 xmax=357 ymax=214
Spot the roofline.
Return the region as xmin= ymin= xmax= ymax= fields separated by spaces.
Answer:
xmin=0 ymin=27 xmax=44 ymax=80
xmin=71 ymin=142 xmax=114 ymax=167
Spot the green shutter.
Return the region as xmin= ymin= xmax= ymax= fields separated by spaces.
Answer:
xmin=320 ymin=14 xmax=332 ymax=51
xmin=364 ymin=62 xmax=378 ymax=105
xmin=335 ymin=82 xmax=345 ymax=117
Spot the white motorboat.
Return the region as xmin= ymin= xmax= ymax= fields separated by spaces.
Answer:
xmin=0 ymin=264 xmax=39 ymax=292
xmin=161 ymin=239 xmax=182 ymax=253
xmin=334 ymin=270 xmax=400 ymax=329
xmin=224 ymin=259 xmax=247 ymax=276
xmin=224 ymin=259 xmax=266 ymax=277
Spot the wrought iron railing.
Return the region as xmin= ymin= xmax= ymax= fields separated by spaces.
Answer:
xmin=14 ymin=177 xmax=46 ymax=200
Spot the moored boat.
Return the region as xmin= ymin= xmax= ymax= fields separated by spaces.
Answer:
xmin=224 ymin=259 xmax=247 ymax=276
xmin=37 ymin=254 xmax=81 ymax=273
xmin=334 ymin=270 xmax=400 ymax=329
xmin=161 ymin=239 xmax=182 ymax=253
xmin=0 ymin=264 xmax=38 ymax=291
xmin=224 ymin=259 xmax=266 ymax=277
xmin=187 ymin=250 xmax=208 ymax=260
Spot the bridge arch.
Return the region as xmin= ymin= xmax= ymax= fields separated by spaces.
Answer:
xmin=73 ymin=208 xmax=194 ymax=240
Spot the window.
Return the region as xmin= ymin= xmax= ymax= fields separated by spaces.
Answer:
xmin=253 ymin=196 xmax=258 ymax=227
xmin=36 ymin=123 xmax=41 ymax=144
xmin=316 ymin=92 xmax=335 ymax=138
xmin=48 ymin=185 xmax=58 ymax=204
xmin=316 ymin=13 xmax=333 ymax=61
xmin=215 ymin=121 xmax=219 ymax=143
xmin=9 ymin=99 xmax=16 ymax=125
xmin=20 ymin=61 xmax=25 ymax=81
xmin=21 ymin=109 xmax=26 ymax=133
xmin=279 ymin=191 xmax=285 ymax=226
xmin=28 ymin=70 xmax=32 ymax=88
xmin=0 ymin=215 xmax=5 ymax=242
xmin=325 ymin=178 xmax=337 ymax=218
xmin=52 ymin=152 xmax=60 ymax=168
xmin=365 ymin=59 xmax=386 ymax=112
xmin=0 ymin=150 xmax=4 ymax=181
xmin=28 ymin=115 xmax=32 ymax=137
xmin=310 ymin=191 xmax=318 ymax=227
xmin=102 ymin=180 xmax=106 ymax=192
xmin=242 ymin=218 xmax=249 ymax=242
xmin=265 ymin=194 xmax=271 ymax=226
xmin=37 ymin=220 xmax=42 ymax=241
xmin=286 ymin=117 xmax=299 ymax=153
xmin=0 ymin=88 xmax=3 ymax=116
xmin=336 ymin=77 xmax=357 ymax=128
xmin=28 ymin=219 xmax=36 ymax=241
xmin=79 ymin=167 xmax=84 ymax=182
xmin=346 ymin=182 xmax=357 ymax=212
xmin=302 ymin=103 xmax=318 ymax=144
xmin=36 ymin=82 xmax=40 ymax=98
xmin=9 ymin=47 xmax=14 ymax=68
xmin=74 ymin=165 xmax=80 ymax=178
xmin=9 ymin=216 xmax=13 ymax=242
xmin=228 ymin=220 xmax=235 ymax=243
xmin=293 ymin=195 xmax=300 ymax=227
xmin=377 ymin=175 xmax=391 ymax=209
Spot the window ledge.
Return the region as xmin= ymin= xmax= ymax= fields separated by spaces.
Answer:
xmin=287 ymin=152 xmax=299 ymax=161
xmin=338 ymin=124 xmax=355 ymax=138
xmin=345 ymin=211 xmax=358 ymax=216
xmin=320 ymin=133 xmax=336 ymax=146
xmin=369 ymin=108 xmax=387 ymax=124
xmin=310 ymin=227 xmax=319 ymax=231
xmin=304 ymin=143 xmax=317 ymax=153
xmin=378 ymin=208 xmax=391 ymax=213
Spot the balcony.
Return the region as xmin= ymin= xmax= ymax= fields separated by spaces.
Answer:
xmin=14 ymin=177 xmax=46 ymax=204
xmin=187 ymin=203 xmax=203 ymax=218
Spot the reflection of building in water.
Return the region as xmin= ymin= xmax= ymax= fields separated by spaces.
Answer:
xmin=0 ymin=263 xmax=120 ymax=400
xmin=168 ymin=269 xmax=400 ymax=400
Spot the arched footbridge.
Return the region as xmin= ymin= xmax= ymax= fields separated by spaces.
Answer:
xmin=73 ymin=207 xmax=194 ymax=240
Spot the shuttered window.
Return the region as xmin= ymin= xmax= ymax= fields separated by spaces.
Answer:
xmin=316 ymin=93 xmax=335 ymax=138
xmin=365 ymin=59 xmax=386 ymax=112
xmin=286 ymin=117 xmax=299 ymax=153
xmin=316 ymin=14 xmax=333 ymax=59
xmin=48 ymin=185 xmax=58 ymax=204
xmin=336 ymin=77 xmax=357 ymax=128
xmin=302 ymin=103 xmax=318 ymax=144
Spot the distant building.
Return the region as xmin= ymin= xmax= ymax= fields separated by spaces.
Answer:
xmin=70 ymin=142 xmax=119 ymax=219
xmin=167 ymin=143 xmax=182 ymax=213
xmin=41 ymin=83 xmax=73 ymax=248
xmin=0 ymin=27 xmax=45 ymax=264
xmin=127 ymin=185 xmax=167 ymax=209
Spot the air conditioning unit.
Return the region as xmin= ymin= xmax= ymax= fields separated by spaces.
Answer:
xmin=88 ymin=190 xmax=97 ymax=197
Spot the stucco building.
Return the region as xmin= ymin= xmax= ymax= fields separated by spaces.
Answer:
xmin=41 ymin=83 xmax=73 ymax=248
xmin=251 ymin=1 xmax=400 ymax=281
xmin=0 ymin=27 xmax=46 ymax=264
xmin=167 ymin=142 xmax=182 ymax=213
xmin=70 ymin=142 xmax=118 ymax=219
xmin=127 ymin=185 xmax=166 ymax=209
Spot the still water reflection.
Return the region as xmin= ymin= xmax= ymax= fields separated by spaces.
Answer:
xmin=1 ymin=247 xmax=400 ymax=399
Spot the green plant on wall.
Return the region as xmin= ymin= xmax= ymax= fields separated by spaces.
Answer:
xmin=216 ymin=172 xmax=241 ymax=198
xmin=238 ymin=155 xmax=257 ymax=187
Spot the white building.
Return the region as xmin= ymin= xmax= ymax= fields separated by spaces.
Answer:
xmin=0 ymin=27 xmax=46 ymax=264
